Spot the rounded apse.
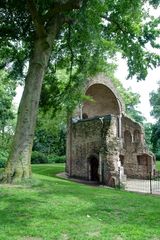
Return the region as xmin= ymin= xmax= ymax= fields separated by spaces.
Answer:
xmin=82 ymin=83 xmax=120 ymax=118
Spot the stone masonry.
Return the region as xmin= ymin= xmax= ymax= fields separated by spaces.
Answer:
xmin=66 ymin=73 xmax=156 ymax=187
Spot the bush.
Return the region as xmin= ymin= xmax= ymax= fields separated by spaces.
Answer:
xmin=33 ymin=128 xmax=66 ymax=156
xmin=155 ymin=150 xmax=160 ymax=160
xmin=48 ymin=154 xmax=66 ymax=164
xmin=31 ymin=151 xmax=48 ymax=164
xmin=31 ymin=151 xmax=66 ymax=164
xmin=0 ymin=151 xmax=8 ymax=168
xmin=156 ymin=155 xmax=160 ymax=161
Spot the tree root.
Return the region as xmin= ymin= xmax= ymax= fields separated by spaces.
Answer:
xmin=0 ymin=161 xmax=32 ymax=184
xmin=0 ymin=171 xmax=8 ymax=183
xmin=0 ymin=170 xmax=18 ymax=184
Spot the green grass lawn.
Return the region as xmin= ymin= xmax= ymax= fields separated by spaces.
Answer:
xmin=156 ymin=161 xmax=160 ymax=171
xmin=0 ymin=164 xmax=160 ymax=240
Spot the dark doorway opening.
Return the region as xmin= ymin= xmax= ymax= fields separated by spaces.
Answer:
xmin=89 ymin=156 xmax=99 ymax=181
xmin=119 ymin=155 xmax=124 ymax=166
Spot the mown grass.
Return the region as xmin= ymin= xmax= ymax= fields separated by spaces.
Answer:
xmin=0 ymin=164 xmax=160 ymax=240
xmin=156 ymin=160 xmax=160 ymax=171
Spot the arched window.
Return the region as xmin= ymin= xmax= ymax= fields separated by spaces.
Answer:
xmin=124 ymin=130 xmax=132 ymax=146
xmin=134 ymin=130 xmax=141 ymax=143
xmin=137 ymin=154 xmax=148 ymax=166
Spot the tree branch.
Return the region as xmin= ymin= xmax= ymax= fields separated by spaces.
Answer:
xmin=27 ymin=0 xmax=46 ymax=38
xmin=67 ymin=22 xmax=74 ymax=81
xmin=44 ymin=0 xmax=82 ymax=21
xmin=102 ymin=14 xmax=135 ymax=38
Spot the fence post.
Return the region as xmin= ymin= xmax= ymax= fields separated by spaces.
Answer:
xmin=149 ymin=171 xmax=152 ymax=194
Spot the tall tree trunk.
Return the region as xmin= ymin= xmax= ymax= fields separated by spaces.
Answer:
xmin=0 ymin=27 xmax=58 ymax=183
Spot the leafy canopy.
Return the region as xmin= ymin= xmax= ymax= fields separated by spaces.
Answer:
xmin=0 ymin=0 xmax=160 ymax=82
xmin=0 ymin=0 xmax=160 ymax=127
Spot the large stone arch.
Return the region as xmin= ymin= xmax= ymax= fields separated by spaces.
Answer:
xmin=84 ymin=73 xmax=125 ymax=113
xmin=83 ymin=83 xmax=120 ymax=118
xmin=66 ymin=73 xmax=156 ymax=185
xmin=73 ymin=73 xmax=125 ymax=119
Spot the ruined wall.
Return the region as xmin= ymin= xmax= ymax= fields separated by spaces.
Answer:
xmin=69 ymin=116 xmax=111 ymax=179
xmin=121 ymin=115 xmax=155 ymax=178
xmin=66 ymin=73 xmax=124 ymax=186
xmin=67 ymin=115 xmax=121 ymax=186
xmin=66 ymin=73 xmax=155 ymax=186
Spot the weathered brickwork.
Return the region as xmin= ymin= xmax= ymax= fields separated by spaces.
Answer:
xmin=70 ymin=116 xmax=110 ymax=179
xmin=66 ymin=73 xmax=156 ymax=187
xmin=67 ymin=115 xmax=121 ymax=186
xmin=121 ymin=116 xmax=155 ymax=179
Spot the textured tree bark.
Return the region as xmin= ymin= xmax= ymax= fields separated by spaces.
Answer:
xmin=0 ymin=26 xmax=58 ymax=183
xmin=0 ymin=0 xmax=82 ymax=184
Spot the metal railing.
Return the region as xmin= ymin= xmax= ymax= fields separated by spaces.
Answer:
xmin=118 ymin=169 xmax=160 ymax=195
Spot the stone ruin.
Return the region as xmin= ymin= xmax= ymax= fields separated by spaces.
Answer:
xmin=66 ymin=73 xmax=156 ymax=187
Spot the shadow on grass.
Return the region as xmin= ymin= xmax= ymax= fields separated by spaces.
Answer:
xmin=0 ymin=164 xmax=160 ymax=240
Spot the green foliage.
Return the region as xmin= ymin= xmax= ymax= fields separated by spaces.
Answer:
xmin=151 ymin=121 xmax=160 ymax=147
xmin=32 ymin=109 xmax=66 ymax=165
xmin=0 ymin=70 xmax=16 ymax=167
xmin=0 ymin=0 xmax=160 ymax=178
xmin=0 ymin=151 xmax=8 ymax=168
xmin=0 ymin=70 xmax=16 ymax=134
xmin=151 ymin=121 xmax=160 ymax=159
xmin=156 ymin=162 xmax=160 ymax=172
xmin=33 ymin=110 xmax=66 ymax=156
xmin=144 ymin=122 xmax=153 ymax=150
xmin=1 ymin=0 xmax=160 ymax=85
xmin=150 ymin=84 xmax=160 ymax=120
xmin=48 ymin=154 xmax=66 ymax=163
xmin=40 ymin=68 xmax=86 ymax=114
xmin=150 ymin=85 xmax=160 ymax=158
xmin=155 ymin=149 xmax=160 ymax=160
xmin=38 ymin=0 xmax=160 ymax=115
xmin=33 ymin=129 xmax=65 ymax=156
xmin=31 ymin=151 xmax=66 ymax=164
xmin=31 ymin=151 xmax=48 ymax=164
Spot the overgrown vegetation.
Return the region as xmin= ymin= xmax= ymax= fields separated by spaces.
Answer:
xmin=150 ymin=84 xmax=160 ymax=160
xmin=31 ymin=151 xmax=66 ymax=164
xmin=0 ymin=164 xmax=160 ymax=240
xmin=0 ymin=70 xmax=16 ymax=168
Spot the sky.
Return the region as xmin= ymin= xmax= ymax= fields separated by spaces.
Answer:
xmin=13 ymin=85 xmax=23 ymax=108
xmin=115 ymin=6 xmax=160 ymax=123
xmin=115 ymin=55 xmax=160 ymax=123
